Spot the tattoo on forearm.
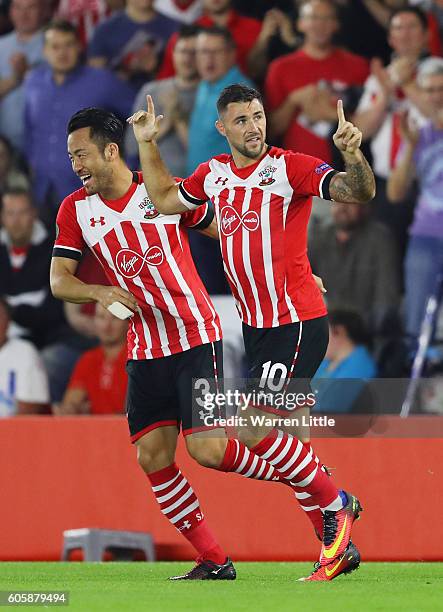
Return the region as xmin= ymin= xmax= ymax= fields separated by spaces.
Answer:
xmin=330 ymin=155 xmax=375 ymax=203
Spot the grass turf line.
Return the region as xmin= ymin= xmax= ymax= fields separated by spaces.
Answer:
xmin=0 ymin=562 xmax=441 ymax=612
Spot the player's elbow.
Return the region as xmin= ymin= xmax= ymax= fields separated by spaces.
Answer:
xmin=50 ymin=272 xmax=67 ymax=301
xmin=362 ymin=186 xmax=376 ymax=203
xmin=152 ymin=188 xmax=184 ymax=216
xmin=50 ymin=277 xmax=60 ymax=299
xmin=356 ymin=181 xmax=376 ymax=204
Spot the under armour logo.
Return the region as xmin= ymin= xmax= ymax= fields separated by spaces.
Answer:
xmin=220 ymin=205 xmax=260 ymax=236
xmin=178 ymin=520 xmax=192 ymax=531
xmin=90 ymin=216 xmax=105 ymax=227
xmin=215 ymin=176 xmax=228 ymax=186
xmin=115 ymin=246 xmax=164 ymax=278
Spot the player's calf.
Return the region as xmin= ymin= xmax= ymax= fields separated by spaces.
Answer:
xmin=134 ymin=424 xmax=179 ymax=473
xmin=185 ymin=432 xmax=228 ymax=469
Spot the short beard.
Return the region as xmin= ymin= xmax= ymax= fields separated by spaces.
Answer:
xmin=236 ymin=141 xmax=265 ymax=160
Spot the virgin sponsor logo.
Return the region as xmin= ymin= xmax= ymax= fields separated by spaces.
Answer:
xmin=115 ymin=246 xmax=164 ymax=278
xmin=220 ymin=205 xmax=260 ymax=236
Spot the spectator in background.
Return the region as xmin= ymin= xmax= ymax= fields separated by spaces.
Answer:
xmin=125 ymin=25 xmax=199 ymax=175
xmin=308 ymin=201 xmax=401 ymax=338
xmin=0 ymin=135 xmax=29 ymax=197
xmin=387 ymin=57 xmax=443 ymax=353
xmin=338 ymin=0 xmax=442 ymax=63
xmin=187 ymin=26 xmax=253 ymax=173
xmin=24 ymin=19 xmax=133 ymax=217
xmin=157 ymin=0 xmax=261 ymax=79
xmin=247 ymin=6 xmax=299 ymax=85
xmin=265 ymin=0 xmax=368 ymax=163
xmin=56 ymin=305 xmax=127 ymax=415
xmin=0 ymin=297 xmax=50 ymax=416
xmin=354 ymin=6 xmax=433 ymax=257
xmin=0 ymin=188 xmax=86 ymax=402
xmin=154 ymin=0 xmax=202 ymax=24
xmin=185 ymin=26 xmax=252 ymax=294
xmin=312 ymin=309 xmax=377 ymax=414
xmin=88 ymin=0 xmax=179 ymax=91
xmin=0 ymin=0 xmax=46 ymax=151
xmin=0 ymin=0 xmax=12 ymax=35
xmin=55 ymin=0 xmax=124 ymax=48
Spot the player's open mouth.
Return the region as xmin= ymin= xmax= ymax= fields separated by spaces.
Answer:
xmin=80 ymin=174 xmax=92 ymax=186
xmin=246 ymin=136 xmax=261 ymax=144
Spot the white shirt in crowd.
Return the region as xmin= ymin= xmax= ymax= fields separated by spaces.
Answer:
xmin=356 ymin=73 xmax=427 ymax=179
xmin=154 ymin=0 xmax=202 ymax=23
xmin=0 ymin=338 xmax=49 ymax=417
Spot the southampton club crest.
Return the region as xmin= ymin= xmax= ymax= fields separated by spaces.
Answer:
xmin=139 ymin=195 xmax=159 ymax=219
xmin=258 ymin=165 xmax=277 ymax=186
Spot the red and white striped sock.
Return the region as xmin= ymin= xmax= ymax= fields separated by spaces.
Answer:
xmin=217 ymin=438 xmax=337 ymax=536
xmin=294 ymin=441 xmax=323 ymax=537
xmin=147 ymin=463 xmax=226 ymax=564
xmin=218 ymin=438 xmax=280 ymax=481
xmin=251 ymin=429 xmax=342 ymax=510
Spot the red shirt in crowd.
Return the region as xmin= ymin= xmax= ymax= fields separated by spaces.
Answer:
xmin=67 ymin=344 xmax=127 ymax=414
xmin=265 ymin=48 xmax=369 ymax=163
xmin=157 ymin=9 xmax=262 ymax=79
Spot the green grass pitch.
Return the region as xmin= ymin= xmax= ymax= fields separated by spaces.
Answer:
xmin=0 ymin=562 xmax=442 ymax=611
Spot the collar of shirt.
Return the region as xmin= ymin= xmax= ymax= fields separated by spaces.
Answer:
xmin=42 ymin=62 xmax=85 ymax=87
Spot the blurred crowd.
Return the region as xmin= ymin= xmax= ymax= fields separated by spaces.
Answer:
xmin=1 ymin=0 xmax=443 ymax=417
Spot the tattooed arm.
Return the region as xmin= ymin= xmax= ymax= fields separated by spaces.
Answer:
xmin=329 ymin=150 xmax=376 ymax=203
xmin=329 ymin=100 xmax=376 ymax=204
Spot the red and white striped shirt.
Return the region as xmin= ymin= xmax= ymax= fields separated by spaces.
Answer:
xmin=56 ymin=0 xmax=111 ymax=47
xmin=53 ymin=172 xmax=221 ymax=360
xmin=178 ymin=146 xmax=334 ymax=328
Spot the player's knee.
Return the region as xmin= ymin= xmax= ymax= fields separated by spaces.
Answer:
xmin=237 ymin=425 xmax=254 ymax=448
xmin=136 ymin=445 xmax=174 ymax=474
xmin=186 ymin=438 xmax=226 ymax=469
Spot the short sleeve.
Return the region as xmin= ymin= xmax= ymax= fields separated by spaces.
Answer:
xmin=178 ymin=162 xmax=211 ymax=209
xmin=16 ymin=342 xmax=50 ymax=403
xmin=285 ymin=152 xmax=338 ymax=200
xmin=180 ymin=201 xmax=214 ymax=230
xmin=53 ymin=195 xmax=86 ymax=260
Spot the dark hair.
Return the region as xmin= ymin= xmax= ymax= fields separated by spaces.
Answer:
xmin=0 ymin=187 xmax=34 ymax=214
xmin=177 ymin=23 xmax=200 ymax=40
xmin=198 ymin=24 xmax=235 ymax=49
xmin=389 ymin=6 xmax=428 ymax=31
xmin=44 ymin=19 xmax=78 ymax=39
xmin=2 ymin=186 xmax=33 ymax=202
xmin=329 ymin=309 xmax=371 ymax=347
xmin=67 ymin=108 xmax=124 ymax=154
xmin=217 ymin=83 xmax=264 ymax=114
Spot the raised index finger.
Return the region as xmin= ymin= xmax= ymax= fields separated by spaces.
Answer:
xmin=146 ymin=94 xmax=155 ymax=115
xmin=337 ymin=99 xmax=346 ymax=125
